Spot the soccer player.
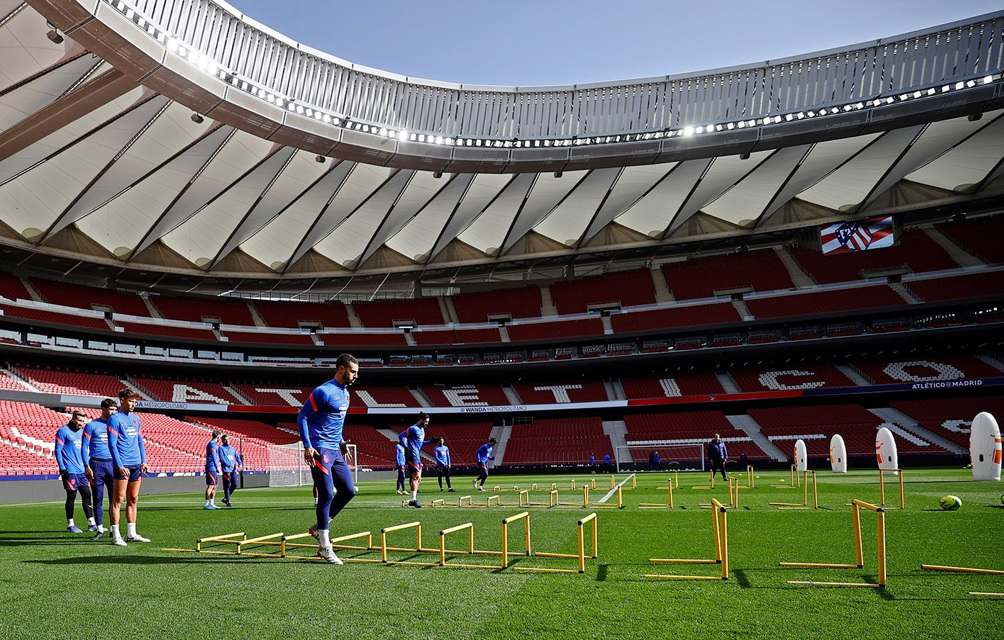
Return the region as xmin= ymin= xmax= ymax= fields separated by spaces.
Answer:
xmin=708 ymin=433 xmax=729 ymax=481
xmin=54 ymin=410 xmax=96 ymax=533
xmin=474 ymin=437 xmax=496 ymax=491
xmin=204 ymin=430 xmax=222 ymax=510
xmin=299 ymin=353 xmax=360 ymax=565
xmin=433 ymin=437 xmax=453 ymax=492
xmin=402 ymin=412 xmax=434 ymax=508
xmin=394 ymin=441 xmax=406 ymax=495
xmin=219 ymin=435 xmax=238 ymax=507
xmin=82 ymin=398 xmax=117 ymax=539
xmin=108 ymin=389 xmax=149 ymax=546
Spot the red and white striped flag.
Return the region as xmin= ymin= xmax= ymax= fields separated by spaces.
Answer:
xmin=819 ymin=215 xmax=895 ymax=255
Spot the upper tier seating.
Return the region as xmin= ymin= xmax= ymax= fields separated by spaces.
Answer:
xmin=411 ymin=328 xmax=501 ymax=346
xmin=937 ymin=216 xmax=1004 ymax=264
xmin=507 ymin=318 xmax=604 ymax=342
xmin=0 ymin=273 xmax=31 ymax=300
xmin=421 ymin=384 xmax=511 ymax=407
xmin=745 ymin=286 xmax=905 ymax=319
xmin=450 ymin=287 xmax=542 ymax=322
xmin=621 ymin=373 xmax=725 ymax=398
xmin=549 ymin=269 xmax=656 ymax=314
xmin=30 ymin=279 xmax=151 ymax=316
xmin=513 ymin=380 xmax=608 ymax=404
xmin=221 ymin=330 xmax=315 ymax=346
xmin=661 ymin=250 xmax=794 ymax=300
xmin=790 ymin=229 xmax=957 ymax=283
xmin=148 ymin=295 xmax=255 ymax=325
xmin=352 ymin=386 xmax=418 ymax=408
xmin=729 ymin=365 xmax=853 ymax=392
xmin=611 ymin=303 xmax=739 ymax=334
xmin=853 ymin=356 xmax=1001 ymax=385
xmin=132 ymin=377 xmax=240 ymax=404
xmin=906 ymin=270 xmax=1004 ymax=303
xmin=503 ymin=416 xmax=612 ymax=465
xmin=253 ymin=300 xmax=350 ymax=328
xmin=118 ymin=322 xmax=216 ymax=341
xmin=352 ymin=298 xmax=445 ymax=327
xmin=14 ymin=366 xmax=123 ymax=397
xmin=0 ymin=304 xmax=109 ymax=331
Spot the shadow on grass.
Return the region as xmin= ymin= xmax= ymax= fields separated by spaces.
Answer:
xmin=595 ymin=563 xmax=608 ymax=582
xmin=734 ymin=569 xmax=752 ymax=588
xmin=25 ymin=555 xmax=276 ymax=566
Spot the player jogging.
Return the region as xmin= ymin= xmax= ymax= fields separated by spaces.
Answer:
xmin=299 ymin=353 xmax=360 ymax=565
xmin=402 ymin=412 xmax=434 ymax=508
xmin=433 ymin=437 xmax=453 ymax=492
xmin=108 ymin=389 xmax=150 ymax=546
xmin=204 ymin=430 xmax=222 ymax=510
xmin=219 ymin=435 xmax=238 ymax=507
xmin=55 ymin=410 xmax=96 ymax=533
xmin=82 ymin=398 xmax=117 ymax=539
xmin=474 ymin=438 xmax=497 ymax=491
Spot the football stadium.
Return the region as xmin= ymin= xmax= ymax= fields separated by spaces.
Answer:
xmin=2 ymin=1 xmax=1004 ymax=638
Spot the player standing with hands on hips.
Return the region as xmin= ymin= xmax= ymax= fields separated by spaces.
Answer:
xmin=299 ymin=354 xmax=359 ymax=565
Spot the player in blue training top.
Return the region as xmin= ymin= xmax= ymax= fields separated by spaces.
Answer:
xmin=474 ymin=437 xmax=497 ymax=491
xmin=299 ymin=353 xmax=359 ymax=565
xmin=55 ymin=410 xmax=96 ymax=533
xmin=402 ymin=412 xmax=434 ymax=508
xmin=433 ymin=437 xmax=454 ymax=492
xmin=394 ymin=441 xmax=406 ymax=495
xmin=219 ymin=435 xmax=239 ymax=507
xmin=108 ymin=389 xmax=149 ymax=546
xmin=203 ymin=430 xmax=222 ymax=510
xmin=82 ymin=398 xmax=117 ymax=539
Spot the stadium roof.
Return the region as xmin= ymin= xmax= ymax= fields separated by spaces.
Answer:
xmin=1 ymin=1 xmax=1003 ymax=281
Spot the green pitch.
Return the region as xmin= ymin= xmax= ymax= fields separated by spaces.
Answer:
xmin=1 ymin=468 xmax=1001 ymax=639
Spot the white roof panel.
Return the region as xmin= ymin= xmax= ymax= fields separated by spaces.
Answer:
xmin=459 ymin=173 xmax=536 ymax=254
xmin=906 ymin=113 xmax=1004 ymax=191
xmin=386 ymin=173 xmax=475 ymax=261
xmin=703 ymin=146 xmax=810 ymax=226
xmin=616 ymin=159 xmax=710 ymax=237
xmin=534 ymin=167 xmax=620 ymax=246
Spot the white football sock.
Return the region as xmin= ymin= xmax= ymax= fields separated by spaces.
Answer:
xmin=111 ymin=524 xmax=121 ymax=538
xmin=87 ymin=517 xmax=96 ymax=526
xmin=127 ymin=522 xmax=136 ymax=537
xmin=411 ymin=490 xmax=417 ymax=500
xmin=319 ymin=529 xmax=331 ymax=550
xmin=67 ymin=518 xmax=75 ymax=527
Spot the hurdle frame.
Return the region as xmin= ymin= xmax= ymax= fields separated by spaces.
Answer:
xmin=783 ymin=498 xmax=887 ymax=588
xmin=515 ymin=512 xmax=599 ymax=574
xmin=645 ymin=498 xmax=729 ymax=581
xmin=878 ymin=468 xmax=906 ymax=509
xmin=746 ymin=465 xmax=755 ymax=489
xmin=281 ymin=530 xmax=380 ymax=562
xmin=196 ymin=531 xmax=245 ymax=553
xmin=921 ymin=564 xmax=1004 ymax=576
xmin=458 ymin=495 xmax=473 ymax=507
xmin=640 ymin=479 xmax=674 ymax=509
xmin=380 ymin=521 xmax=438 ymax=565
xmin=438 ymin=522 xmax=477 ymax=567
xmin=500 ymin=512 xmax=533 ymax=569
xmin=769 ymin=471 xmax=817 ymax=509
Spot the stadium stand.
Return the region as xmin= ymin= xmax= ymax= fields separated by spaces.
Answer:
xmin=0 ymin=273 xmax=31 ymax=300
xmin=450 ymin=287 xmax=543 ymax=322
xmin=221 ymin=330 xmax=315 ymax=346
xmin=513 ymin=380 xmax=608 ymax=404
xmin=729 ymin=365 xmax=853 ymax=392
xmin=411 ymin=328 xmax=501 ymax=345
xmin=891 ymin=395 xmax=1004 ymax=448
xmin=253 ymin=300 xmax=351 ymax=328
xmin=131 ymin=377 xmax=240 ymax=404
xmin=621 ymin=372 xmax=725 ymax=398
xmin=549 ymin=269 xmax=656 ymax=314
xmin=507 ymin=318 xmax=604 ymax=342
xmin=320 ymin=332 xmax=407 ymax=346
xmin=430 ymin=421 xmax=494 ymax=465
xmin=30 ymin=279 xmax=151 ymax=317
xmin=353 ymin=386 xmax=419 ymax=408
xmin=936 ymin=216 xmax=1004 ymax=264
xmin=118 ymin=322 xmax=217 ymax=341
xmin=503 ymin=416 xmax=612 ymax=465
xmin=148 ymin=295 xmax=255 ymax=325
xmin=232 ymin=384 xmax=311 ymax=407
xmin=186 ymin=416 xmax=296 ymax=471
xmin=852 ymin=356 xmax=1001 ymax=385
xmin=790 ymin=230 xmax=957 ymax=283
xmin=611 ymin=303 xmax=740 ymax=333
xmin=749 ymin=403 xmax=943 ymax=457
xmin=745 ymin=286 xmax=905 ymax=319
xmin=352 ymin=297 xmax=445 ymax=327
xmin=622 ymin=410 xmax=768 ymax=462
xmin=421 ymin=384 xmax=511 ymax=407
xmin=13 ymin=366 xmax=123 ymax=397
xmin=0 ymin=304 xmax=110 ymax=331
xmin=661 ymin=250 xmax=794 ymax=299
xmin=906 ymin=270 xmax=1004 ymax=303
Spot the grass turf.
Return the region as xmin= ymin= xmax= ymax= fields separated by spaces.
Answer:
xmin=1 ymin=468 xmax=1002 ymax=639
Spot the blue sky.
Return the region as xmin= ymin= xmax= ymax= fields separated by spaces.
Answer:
xmin=229 ymin=1 xmax=1003 ymax=86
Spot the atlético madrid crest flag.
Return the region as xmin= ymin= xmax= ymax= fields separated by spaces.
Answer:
xmin=819 ymin=215 xmax=895 ymax=255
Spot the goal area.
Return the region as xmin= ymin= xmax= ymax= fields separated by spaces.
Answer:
xmin=615 ymin=442 xmax=705 ymax=473
xmin=268 ymin=442 xmax=358 ymax=487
